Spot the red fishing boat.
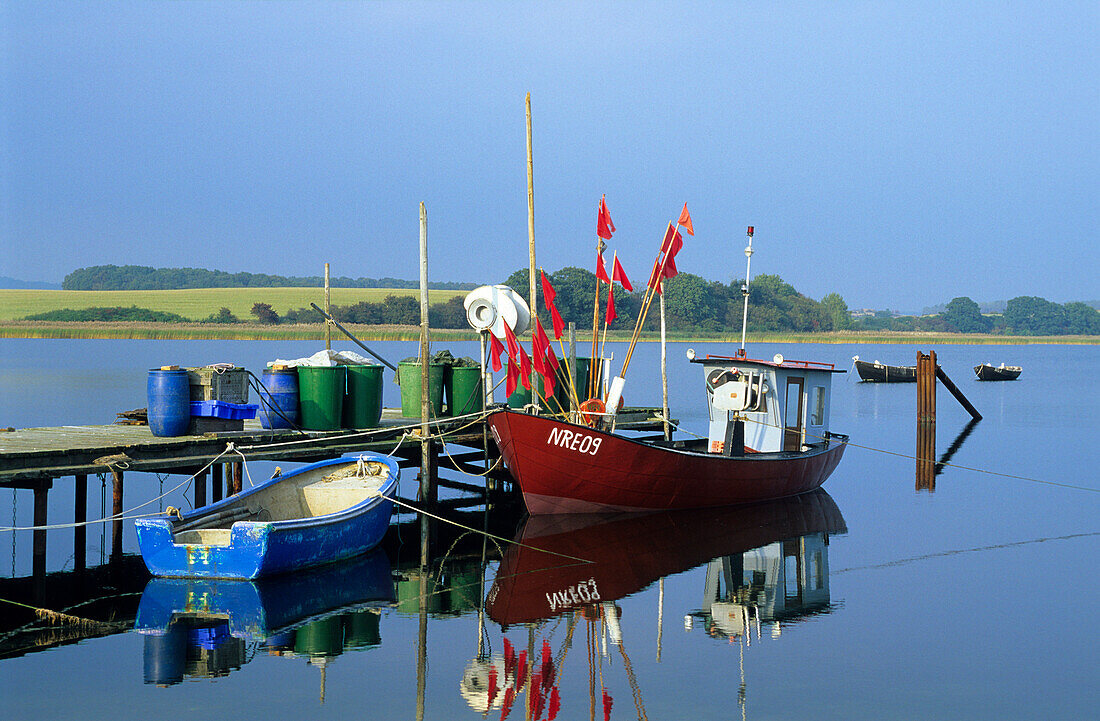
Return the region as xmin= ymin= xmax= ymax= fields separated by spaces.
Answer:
xmin=486 ymin=223 xmax=848 ymax=514
xmin=488 ymin=352 xmax=847 ymax=514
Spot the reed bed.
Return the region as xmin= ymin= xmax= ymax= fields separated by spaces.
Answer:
xmin=1 ymin=322 xmax=1095 ymax=345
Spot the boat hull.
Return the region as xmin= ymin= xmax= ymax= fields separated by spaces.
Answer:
xmin=974 ymin=364 xmax=1021 ymax=381
xmin=854 ymin=359 xmax=916 ymax=382
xmin=486 ymin=410 xmax=847 ymax=514
xmin=136 ymin=455 xmax=397 ymax=579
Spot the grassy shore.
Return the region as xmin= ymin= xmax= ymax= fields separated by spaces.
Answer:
xmin=0 ymin=287 xmax=465 ymax=321
xmin=1 ymin=321 xmax=1096 ymax=345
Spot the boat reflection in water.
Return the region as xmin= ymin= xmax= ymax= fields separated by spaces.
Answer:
xmin=467 ymin=490 xmax=847 ymax=716
xmin=134 ymin=548 xmax=394 ymax=687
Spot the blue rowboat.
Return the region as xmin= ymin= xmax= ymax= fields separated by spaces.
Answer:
xmin=136 ymin=454 xmax=398 ymax=579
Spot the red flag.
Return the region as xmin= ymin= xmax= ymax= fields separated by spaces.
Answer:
xmin=518 ymin=346 xmax=532 ymax=390
xmin=596 ymin=253 xmax=611 ymax=283
xmin=489 ymin=331 xmax=505 ymax=372
xmin=534 ymin=318 xmax=551 ymax=356
xmin=505 ymin=359 xmax=519 ymax=398
xmin=531 ymin=334 xmax=546 ymax=377
xmin=503 ymin=322 xmax=520 ymax=360
xmin=544 ymin=342 xmax=560 ymax=372
xmin=612 ymin=253 xmax=633 ymax=291
xmin=541 ymin=271 xmax=565 ymax=339
xmin=677 ymin=202 xmax=694 ymax=235
xmin=540 ymin=270 xmax=556 ymax=306
xmin=596 ymin=195 xmax=615 ymax=240
xmin=605 ymin=284 xmax=617 ymax=325
xmin=549 ymin=303 xmax=565 ymax=339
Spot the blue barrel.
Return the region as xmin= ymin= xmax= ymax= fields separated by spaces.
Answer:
xmin=147 ymin=369 xmax=191 ymax=437
xmin=258 ymin=368 xmax=300 ymax=429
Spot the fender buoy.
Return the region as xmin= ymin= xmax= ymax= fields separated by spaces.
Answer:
xmin=578 ymin=398 xmax=605 ymax=427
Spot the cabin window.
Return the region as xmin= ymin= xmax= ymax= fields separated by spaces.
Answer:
xmin=810 ymin=386 xmax=826 ymax=426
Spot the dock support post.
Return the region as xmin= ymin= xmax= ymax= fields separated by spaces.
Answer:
xmin=194 ymin=468 xmax=207 ymax=509
xmin=33 ymin=480 xmax=50 ymax=593
xmin=916 ymin=352 xmax=936 ymax=491
xmin=74 ymin=473 xmax=87 ymax=572
xmin=111 ymin=470 xmax=124 ymax=558
xmin=231 ymin=462 xmax=242 ymax=495
xmin=212 ymin=464 xmax=223 ymax=503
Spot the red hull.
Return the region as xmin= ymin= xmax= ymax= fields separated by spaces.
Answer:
xmin=486 ymin=490 xmax=846 ymax=626
xmin=487 ymin=409 xmax=847 ymax=514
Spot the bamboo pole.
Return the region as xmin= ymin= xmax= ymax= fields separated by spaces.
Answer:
xmin=324 ymin=262 xmax=331 ymax=350
xmin=526 ymin=93 xmax=539 ymax=410
xmin=660 ymin=285 xmax=670 ymax=440
xmin=621 ymin=222 xmax=676 ymax=379
xmin=419 ymin=202 xmax=432 ymax=505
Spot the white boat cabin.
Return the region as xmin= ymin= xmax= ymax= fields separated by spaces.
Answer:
xmin=691 ymin=352 xmax=844 ymax=454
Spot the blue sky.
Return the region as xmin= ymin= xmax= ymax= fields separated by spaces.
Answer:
xmin=2 ymin=1 xmax=1096 ymax=311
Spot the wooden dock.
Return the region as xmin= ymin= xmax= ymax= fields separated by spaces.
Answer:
xmin=0 ymin=406 xmax=666 ymax=573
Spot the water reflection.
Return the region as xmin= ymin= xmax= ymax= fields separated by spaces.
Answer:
xmin=134 ymin=548 xmax=393 ymax=687
xmin=486 ymin=490 xmax=846 ymax=626
xmin=468 ymin=491 xmax=847 ymax=717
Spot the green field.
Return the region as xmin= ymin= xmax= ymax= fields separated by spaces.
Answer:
xmin=0 ymin=287 xmax=465 ymax=322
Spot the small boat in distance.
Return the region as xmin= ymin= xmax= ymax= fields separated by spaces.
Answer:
xmin=974 ymin=363 xmax=1022 ymax=381
xmin=852 ymin=357 xmax=917 ymax=383
xmin=136 ymin=454 xmax=398 ymax=579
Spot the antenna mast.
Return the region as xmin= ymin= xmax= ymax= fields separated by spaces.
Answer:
xmin=738 ymin=226 xmax=755 ymax=358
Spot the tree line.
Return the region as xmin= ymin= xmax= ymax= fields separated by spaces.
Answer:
xmin=61 ymin=264 xmax=477 ymax=291
xmin=33 ymin=264 xmax=1100 ymax=335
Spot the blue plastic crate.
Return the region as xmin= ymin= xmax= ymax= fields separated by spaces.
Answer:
xmin=190 ymin=400 xmax=258 ymax=420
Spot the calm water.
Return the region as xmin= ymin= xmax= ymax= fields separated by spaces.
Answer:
xmin=1 ymin=338 xmax=1097 ymax=720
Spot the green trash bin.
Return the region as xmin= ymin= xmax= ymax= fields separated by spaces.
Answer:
xmin=510 ymin=357 xmax=590 ymax=411
xmin=297 ymin=365 xmax=346 ymax=430
xmin=398 ymin=361 xmax=445 ymax=417
xmin=447 ymin=366 xmax=483 ymax=416
xmin=343 ymin=364 xmax=384 ymax=428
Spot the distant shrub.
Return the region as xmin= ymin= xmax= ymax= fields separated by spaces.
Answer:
xmin=202 ymin=307 xmax=239 ymax=324
xmin=250 ymin=302 xmax=280 ymax=324
xmin=22 ymin=306 xmax=189 ymax=322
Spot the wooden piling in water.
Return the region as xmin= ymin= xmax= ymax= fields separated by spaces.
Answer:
xmin=231 ymin=462 xmax=242 ymax=495
xmin=32 ymin=480 xmax=49 ymax=588
xmin=194 ymin=468 xmax=206 ymax=509
xmin=74 ymin=473 xmax=87 ymax=572
xmin=212 ymin=463 xmax=223 ymax=503
xmin=111 ymin=470 xmax=123 ymax=558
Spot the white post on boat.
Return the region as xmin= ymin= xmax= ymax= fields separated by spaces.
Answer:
xmin=525 ymin=92 xmax=539 ymax=411
xmin=739 ymin=226 xmax=755 ymax=358
xmin=418 ymin=202 xmax=431 ymax=504
xmin=660 ymin=280 xmax=670 ymax=440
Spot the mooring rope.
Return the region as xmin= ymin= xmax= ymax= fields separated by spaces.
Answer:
xmin=832 ymin=531 xmax=1099 ymax=575
xmin=725 ymin=415 xmax=1100 ymax=495
xmin=378 ymin=491 xmax=592 ymax=565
